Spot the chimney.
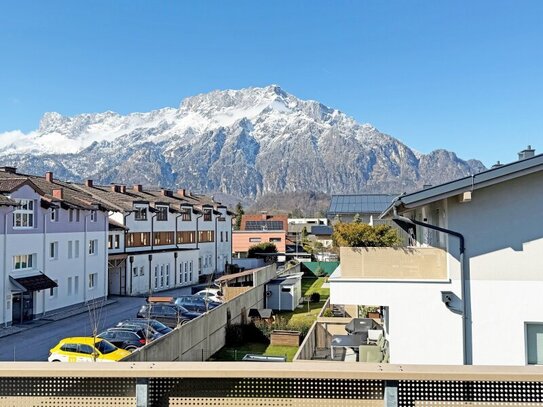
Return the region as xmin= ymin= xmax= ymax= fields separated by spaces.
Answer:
xmin=161 ymin=189 xmax=173 ymax=197
xmin=111 ymin=184 xmax=121 ymax=193
xmin=85 ymin=179 xmax=94 ymax=188
xmin=45 ymin=172 xmax=54 ymax=183
xmin=261 ymin=211 xmax=268 ymax=220
xmin=177 ymin=189 xmax=186 ymax=197
xmin=133 ymin=184 xmax=142 ymax=192
xmin=491 ymin=161 xmax=504 ymax=169
xmin=120 ymin=185 xmax=126 ymax=194
xmin=52 ymin=188 xmax=63 ymax=200
xmin=518 ymin=145 xmax=535 ymax=161
xmin=0 ymin=166 xmax=17 ymax=174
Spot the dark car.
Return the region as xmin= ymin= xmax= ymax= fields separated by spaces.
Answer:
xmin=117 ymin=319 xmax=173 ymax=336
xmin=136 ymin=303 xmax=201 ymax=328
xmin=97 ymin=327 xmax=152 ymax=351
xmin=174 ymin=296 xmax=221 ymax=312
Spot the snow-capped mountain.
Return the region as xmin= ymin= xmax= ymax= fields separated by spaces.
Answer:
xmin=0 ymin=85 xmax=485 ymax=197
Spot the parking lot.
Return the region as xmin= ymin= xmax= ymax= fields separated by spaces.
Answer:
xmin=0 ymin=286 xmax=193 ymax=361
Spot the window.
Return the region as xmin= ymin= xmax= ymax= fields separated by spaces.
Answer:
xmin=220 ymin=231 xmax=223 ymax=242
xmin=74 ymin=276 xmax=79 ymax=295
xmin=154 ymin=266 xmax=158 ymax=289
xmin=108 ymin=235 xmax=113 ymax=249
xmin=134 ymin=207 xmax=147 ymax=221
xmin=49 ymin=242 xmax=58 ymax=260
xmin=160 ymin=265 xmax=164 ymax=287
xmin=127 ymin=232 xmax=150 ymax=247
xmin=13 ymin=199 xmax=34 ymax=228
xmin=75 ymin=240 xmax=80 ymax=258
xmin=69 ymin=209 xmax=74 ymax=222
xmin=527 ymin=323 xmax=543 ymax=364
xmin=269 ymin=237 xmax=282 ymax=242
xmin=51 ymin=208 xmax=58 ymax=222
xmin=177 ymin=231 xmax=195 ymax=244
xmin=114 ymin=235 xmax=120 ymax=249
xmin=179 ymin=264 xmax=183 ymax=284
xmin=13 ymin=254 xmax=34 ymax=270
xmin=181 ymin=208 xmax=192 ymax=221
xmin=67 ymin=277 xmax=73 ymax=296
xmin=225 ymin=231 xmax=228 ymax=242
xmin=189 ymin=261 xmax=193 ymax=281
xmin=249 ymin=237 xmax=261 ymax=243
xmin=203 ymin=208 xmax=212 ymax=221
xmin=139 ymin=266 xmax=144 ymax=276
xmin=154 ymin=232 xmax=174 ymax=246
xmin=132 ymin=267 xmax=138 ymax=277
xmin=88 ymin=273 xmax=97 ymax=289
xmin=198 ymin=230 xmax=214 ymax=243
xmin=156 ymin=206 xmax=168 ymax=221
xmin=88 ymin=240 xmax=97 ymax=255
xmin=90 ymin=210 xmax=97 ymax=222
xmin=165 ymin=265 xmax=170 ymax=286
xmin=281 ymin=287 xmax=291 ymax=293
xmin=198 ymin=257 xmax=202 ymax=275
xmin=49 ymin=280 xmax=58 ymax=297
xmin=75 ymin=209 xmax=80 ymax=222
xmin=68 ymin=241 xmax=73 ymax=259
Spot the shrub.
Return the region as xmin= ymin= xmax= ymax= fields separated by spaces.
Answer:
xmin=310 ymin=292 xmax=321 ymax=303
xmin=225 ymin=323 xmax=268 ymax=346
xmin=322 ymin=308 xmax=333 ymax=317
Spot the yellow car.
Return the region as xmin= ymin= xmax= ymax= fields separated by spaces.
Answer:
xmin=48 ymin=337 xmax=131 ymax=362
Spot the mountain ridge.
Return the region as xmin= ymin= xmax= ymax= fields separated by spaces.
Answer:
xmin=0 ymin=85 xmax=485 ymax=199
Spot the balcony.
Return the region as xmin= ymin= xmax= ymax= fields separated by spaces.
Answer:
xmin=336 ymin=246 xmax=448 ymax=281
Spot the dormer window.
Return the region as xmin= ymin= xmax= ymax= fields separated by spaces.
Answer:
xmin=181 ymin=207 xmax=192 ymax=221
xmin=203 ymin=208 xmax=212 ymax=221
xmin=50 ymin=207 xmax=58 ymax=222
xmin=134 ymin=207 xmax=147 ymax=221
xmin=13 ymin=199 xmax=34 ymax=228
xmin=156 ymin=206 xmax=168 ymax=221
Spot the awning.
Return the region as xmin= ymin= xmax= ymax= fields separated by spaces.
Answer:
xmin=8 ymin=277 xmax=27 ymax=293
xmin=11 ymin=274 xmax=58 ymax=292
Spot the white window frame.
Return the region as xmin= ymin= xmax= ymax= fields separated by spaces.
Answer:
xmin=90 ymin=210 xmax=97 ymax=222
xmin=88 ymin=273 xmax=97 ymax=289
xmin=13 ymin=254 xmax=34 ymax=270
xmin=50 ymin=207 xmax=58 ymax=222
xmin=13 ymin=199 xmax=34 ymax=228
xmin=88 ymin=239 xmax=97 ymax=255
xmin=49 ymin=241 xmax=58 ymax=260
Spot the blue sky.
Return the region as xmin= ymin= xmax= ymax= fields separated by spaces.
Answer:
xmin=1 ymin=1 xmax=542 ymax=166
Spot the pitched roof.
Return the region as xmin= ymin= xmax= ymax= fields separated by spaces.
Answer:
xmin=380 ymin=152 xmax=543 ymax=217
xmin=327 ymin=194 xmax=396 ymax=216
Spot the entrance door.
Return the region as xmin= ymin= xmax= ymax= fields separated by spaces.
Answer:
xmin=12 ymin=292 xmax=34 ymax=324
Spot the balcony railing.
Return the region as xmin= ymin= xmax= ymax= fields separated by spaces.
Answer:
xmin=337 ymin=246 xmax=448 ymax=281
xmin=0 ymin=362 xmax=541 ymax=406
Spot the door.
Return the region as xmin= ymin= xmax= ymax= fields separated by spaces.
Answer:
xmin=12 ymin=292 xmax=34 ymax=324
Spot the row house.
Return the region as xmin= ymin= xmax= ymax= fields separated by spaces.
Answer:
xmin=76 ymin=182 xmax=233 ymax=296
xmin=0 ymin=168 xmax=110 ymax=325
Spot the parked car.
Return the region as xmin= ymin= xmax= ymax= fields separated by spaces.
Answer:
xmin=117 ymin=319 xmax=173 ymax=336
xmin=174 ymin=296 xmax=221 ymax=312
xmin=194 ymin=288 xmax=224 ymax=303
xmin=136 ymin=303 xmax=201 ymax=328
xmin=97 ymin=327 xmax=153 ymax=351
xmin=48 ymin=337 xmax=130 ymax=362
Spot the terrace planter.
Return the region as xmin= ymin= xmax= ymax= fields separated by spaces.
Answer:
xmin=270 ymin=330 xmax=301 ymax=347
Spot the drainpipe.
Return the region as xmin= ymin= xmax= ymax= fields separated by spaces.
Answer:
xmin=174 ymin=212 xmax=183 ymax=287
xmin=103 ymin=211 xmax=108 ymax=300
xmin=42 ymin=211 xmax=47 ymax=318
xmin=83 ymin=213 xmax=91 ymax=304
xmin=195 ymin=212 xmax=204 ymax=277
xmin=392 ymin=211 xmax=470 ymax=365
xmin=3 ymin=207 xmax=15 ymax=327
xmin=148 ymin=254 xmax=153 ymax=295
xmin=214 ymin=214 xmax=219 ymax=276
xmin=123 ymin=211 xmax=133 ymax=296
xmin=129 ymin=255 xmax=134 ymax=295
xmin=150 ymin=213 xmax=157 ymax=251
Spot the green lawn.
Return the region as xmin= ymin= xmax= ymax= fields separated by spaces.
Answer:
xmin=212 ymin=277 xmax=329 ymax=362
xmin=211 ymin=342 xmax=298 ymax=362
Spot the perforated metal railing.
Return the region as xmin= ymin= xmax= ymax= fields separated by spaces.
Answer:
xmin=0 ymin=362 xmax=541 ymax=407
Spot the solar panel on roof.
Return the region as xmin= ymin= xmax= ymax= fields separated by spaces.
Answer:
xmin=245 ymin=220 xmax=284 ymax=231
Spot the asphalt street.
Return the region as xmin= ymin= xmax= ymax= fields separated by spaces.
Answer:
xmin=0 ymin=286 xmax=192 ymax=361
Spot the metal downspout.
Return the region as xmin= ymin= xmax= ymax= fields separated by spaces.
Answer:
xmin=392 ymin=212 xmax=470 ymax=365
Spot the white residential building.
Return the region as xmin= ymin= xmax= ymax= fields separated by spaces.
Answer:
xmin=330 ymin=147 xmax=543 ymax=366
xmin=0 ymin=168 xmax=109 ymax=325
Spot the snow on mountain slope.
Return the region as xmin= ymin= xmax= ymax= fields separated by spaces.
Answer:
xmin=0 ymin=85 xmax=485 ymax=197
